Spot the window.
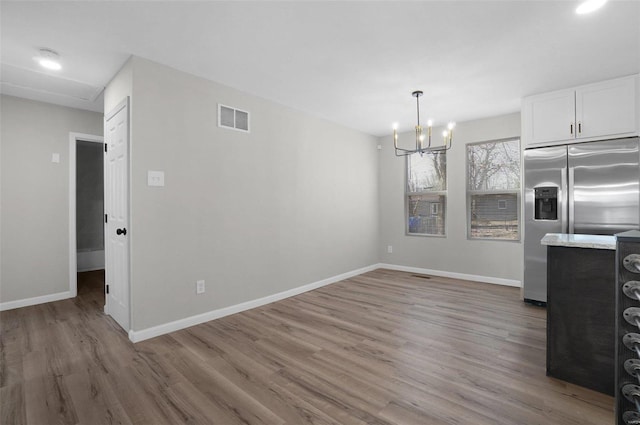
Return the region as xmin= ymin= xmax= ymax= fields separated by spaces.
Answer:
xmin=406 ymin=151 xmax=446 ymax=236
xmin=466 ymin=138 xmax=520 ymax=240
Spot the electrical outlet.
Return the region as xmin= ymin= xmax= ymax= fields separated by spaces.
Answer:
xmin=148 ymin=170 xmax=165 ymax=187
xmin=387 ymin=245 xmax=393 ymax=253
xmin=196 ymin=280 xmax=205 ymax=294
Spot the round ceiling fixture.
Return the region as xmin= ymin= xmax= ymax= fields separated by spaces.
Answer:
xmin=35 ymin=48 xmax=62 ymax=71
xmin=576 ymin=0 xmax=607 ymax=15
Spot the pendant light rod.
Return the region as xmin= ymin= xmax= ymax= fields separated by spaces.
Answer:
xmin=413 ymin=90 xmax=423 ymax=127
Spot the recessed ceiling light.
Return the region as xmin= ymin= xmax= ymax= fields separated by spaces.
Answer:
xmin=576 ymin=0 xmax=607 ymax=15
xmin=34 ymin=48 xmax=62 ymax=71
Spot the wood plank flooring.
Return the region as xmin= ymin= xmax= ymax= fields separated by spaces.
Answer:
xmin=1 ymin=269 xmax=614 ymax=424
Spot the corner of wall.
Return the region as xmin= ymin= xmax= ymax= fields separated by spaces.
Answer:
xmin=104 ymin=57 xmax=134 ymax=114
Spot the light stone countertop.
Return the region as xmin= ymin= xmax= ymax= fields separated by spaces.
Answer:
xmin=541 ymin=233 xmax=616 ymax=250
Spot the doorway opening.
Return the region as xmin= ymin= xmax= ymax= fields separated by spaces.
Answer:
xmin=69 ymin=132 xmax=104 ymax=309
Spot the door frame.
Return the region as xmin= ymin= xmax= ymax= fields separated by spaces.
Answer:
xmin=68 ymin=132 xmax=104 ymax=298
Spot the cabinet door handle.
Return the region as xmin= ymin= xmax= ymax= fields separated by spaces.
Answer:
xmin=578 ymin=121 xmax=582 ymax=135
xmin=570 ymin=122 xmax=574 ymax=136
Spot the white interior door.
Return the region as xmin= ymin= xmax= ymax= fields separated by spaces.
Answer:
xmin=104 ymin=98 xmax=130 ymax=331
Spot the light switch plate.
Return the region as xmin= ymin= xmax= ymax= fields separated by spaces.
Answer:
xmin=147 ymin=170 xmax=165 ymax=187
xmin=52 ymin=153 xmax=60 ymax=163
xmin=196 ymin=280 xmax=205 ymax=294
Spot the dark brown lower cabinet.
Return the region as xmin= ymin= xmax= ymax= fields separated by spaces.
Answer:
xmin=546 ymin=245 xmax=615 ymax=395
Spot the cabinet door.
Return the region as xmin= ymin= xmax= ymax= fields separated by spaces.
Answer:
xmin=522 ymin=88 xmax=575 ymax=147
xmin=575 ymin=75 xmax=637 ymax=139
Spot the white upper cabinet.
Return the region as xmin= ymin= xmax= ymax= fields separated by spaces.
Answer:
xmin=522 ymin=74 xmax=639 ymax=148
xmin=576 ymin=77 xmax=637 ymax=139
xmin=522 ymin=88 xmax=575 ymax=145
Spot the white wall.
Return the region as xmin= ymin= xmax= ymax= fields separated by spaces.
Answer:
xmin=378 ymin=113 xmax=523 ymax=284
xmin=104 ymin=58 xmax=133 ymax=113
xmin=106 ymin=57 xmax=379 ymax=332
xmin=0 ymin=95 xmax=103 ymax=305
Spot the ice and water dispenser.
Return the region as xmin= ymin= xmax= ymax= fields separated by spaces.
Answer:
xmin=534 ymin=186 xmax=558 ymax=221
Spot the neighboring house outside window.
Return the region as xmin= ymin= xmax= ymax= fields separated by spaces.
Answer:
xmin=467 ymin=138 xmax=521 ymax=240
xmin=406 ymin=151 xmax=446 ymax=236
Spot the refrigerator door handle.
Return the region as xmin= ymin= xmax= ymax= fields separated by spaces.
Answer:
xmin=568 ymin=167 xmax=575 ymax=234
xmin=561 ymin=166 xmax=569 ymax=234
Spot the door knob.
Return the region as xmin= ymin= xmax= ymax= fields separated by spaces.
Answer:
xmin=116 ymin=228 xmax=127 ymax=236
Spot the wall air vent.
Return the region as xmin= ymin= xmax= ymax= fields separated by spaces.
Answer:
xmin=218 ymin=104 xmax=250 ymax=133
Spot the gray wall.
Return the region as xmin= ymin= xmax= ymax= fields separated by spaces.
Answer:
xmin=105 ymin=57 xmax=379 ymax=331
xmin=0 ymin=95 xmax=103 ymax=302
xmin=76 ymin=140 xmax=104 ymax=252
xmin=378 ymin=113 xmax=523 ymax=283
xmin=2 ymin=59 xmax=522 ymax=323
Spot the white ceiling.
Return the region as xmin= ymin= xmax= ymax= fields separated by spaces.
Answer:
xmin=1 ymin=1 xmax=639 ymax=136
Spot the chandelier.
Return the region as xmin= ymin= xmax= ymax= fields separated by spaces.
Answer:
xmin=393 ymin=90 xmax=455 ymax=156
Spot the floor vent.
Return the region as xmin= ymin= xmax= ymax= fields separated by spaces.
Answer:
xmin=411 ymin=274 xmax=432 ymax=279
xmin=218 ymin=104 xmax=250 ymax=133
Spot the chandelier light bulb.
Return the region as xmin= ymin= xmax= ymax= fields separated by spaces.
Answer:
xmin=392 ymin=122 xmax=398 ymax=130
xmin=427 ymin=119 xmax=433 ymax=127
xmin=448 ymin=122 xmax=456 ymax=130
xmin=442 ymin=130 xmax=448 ymax=138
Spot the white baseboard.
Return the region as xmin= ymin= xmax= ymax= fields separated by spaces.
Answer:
xmin=77 ymin=250 xmax=105 ymax=272
xmin=0 ymin=290 xmax=73 ymax=312
xmin=377 ymin=263 xmax=521 ymax=288
xmin=0 ymin=263 xmax=518 ymax=335
xmin=128 ymin=264 xmax=379 ymax=343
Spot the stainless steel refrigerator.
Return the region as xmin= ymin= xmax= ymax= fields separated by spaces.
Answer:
xmin=523 ymin=137 xmax=640 ymax=304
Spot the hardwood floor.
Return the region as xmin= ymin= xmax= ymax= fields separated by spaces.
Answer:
xmin=1 ymin=269 xmax=614 ymax=424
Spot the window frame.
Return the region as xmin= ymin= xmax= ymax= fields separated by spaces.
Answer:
xmin=405 ymin=151 xmax=447 ymax=238
xmin=465 ymin=137 xmax=521 ymax=242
